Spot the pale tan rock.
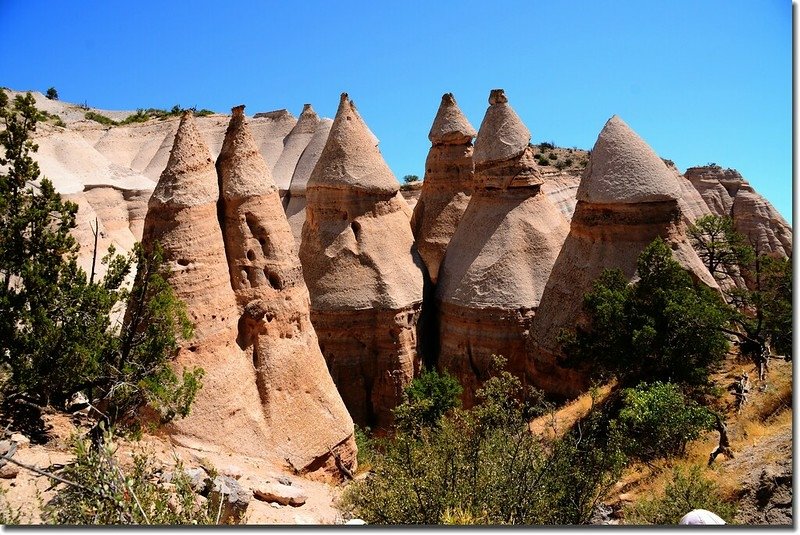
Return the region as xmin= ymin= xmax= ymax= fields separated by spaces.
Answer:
xmin=299 ymin=93 xmax=424 ymax=428
xmin=541 ymin=171 xmax=581 ymax=220
xmin=285 ymin=119 xmax=334 ymax=245
xmin=472 ymin=89 xmax=530 ymax=165
xmin=529 ymin=116 xmax=717 ymax=397
xmin=140 ymin=112 xmax=272 ymax=458
xmin=437 ymin=89 xmax=569 ymax=405
xmin=411 ymin=93 xmax=476 ymax=284
xmin=253 ymin=482 xmax=308 ymax=507
xmin=217 ymin=106 xmax=356 ymax=474
xmin=272 ymin=104 xmax=320 ymax=195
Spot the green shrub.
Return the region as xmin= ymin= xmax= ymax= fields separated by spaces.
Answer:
xmin=341 ymin=358 xmax=626 ymax=525
xmin=625 ymin=465 xmax=736 ymax=525
xmin=548 ymin=152 xmax=558 ymax=160
xmin=615 ymin=382 xmax=714 ymax=460
xmin=46 ymin=431 xmax=226 ymax=525
xmin=539 ymin=141 xmax=555 ymax=150
xmin=393 ymin=368 xmax=462 ymax=432
xmin=84 ymin=111 xmax=117 ymax=126
xmin=119 ymin=109 xmax=150 ymax=125
xmin=45 ymin=87 xmax=59 ymax=101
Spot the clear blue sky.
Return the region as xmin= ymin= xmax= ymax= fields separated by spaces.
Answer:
xmin=0 ymin=0 xmax=792 ymax=221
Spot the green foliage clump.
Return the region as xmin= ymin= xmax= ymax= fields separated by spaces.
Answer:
xmin=688 ymin=215 xmax=753 ymax=283
xmin=539 ymin=141 xmax=555 ymax=150
xmin=393 ymin=368 xmax=462 ymax=432
xmin=0 ymin=92 xmax=201 ymax=432
xmin=341 ymin=358 xmax=626 ymax=525
xmin=46 ymin=431 xmax=224 ymax=525
xmin=548 ymin=152 xmax=558 ymax=160
xmin=84 ymin=111 xmax=118 ymax=126
xmin=559 ymin=237 xmax=730 ymax=387
xmin=45 ymin=87 xmax=59 ymax=101
xmin=625 ymin=465 xmax=736 ymax=525
xmin=615 ymin=382 xmax=714 ymax=460
xmin=755 ymin=255 xmax=792 ymax=356
xmin=118 ymin=109 xmax=150 ymax=125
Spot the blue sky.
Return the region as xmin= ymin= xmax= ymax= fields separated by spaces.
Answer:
xmin=0 ymin=0 xmax=792 ymax=221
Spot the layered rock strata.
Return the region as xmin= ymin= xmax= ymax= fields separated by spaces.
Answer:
xmin=436 ymin=89 xmax=570 ymax=405
xmin=216 ymin=106 xmax=356 ymax=473
xmin=139 ymin=112 xmax=272 ymax=456
xmin=410 ymin=93 xmax=477 ymax=285
xmin=529 ymin=116 xmax=718 ymax=397
xmin=299 ymin=93 xmax=424 ymax=428
xmin=686 ymin=166 xmax=792 ymax=257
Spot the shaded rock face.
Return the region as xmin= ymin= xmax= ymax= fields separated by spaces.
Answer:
xmin=272 ymin=104 xmax=320 ymax=197
xmin=529 ymin=116 xmax=717 ymax=398
xmin=686 ymin=166 xmax=792 ymax=258
xmin=299 ymin=93 xmax=424 ymax=428
xmin=216 ymin=106 xmax=356 ymax=472
xmin=411 ymin=93 xmax=477 ymax=285
xmin=436 ymin=89 xmax=569 ymax=406
xmin=140 ymin=112 xmax=272 ymax=457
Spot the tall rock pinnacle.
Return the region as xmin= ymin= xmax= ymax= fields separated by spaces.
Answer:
xmin=436 ymin=89 xmax=569 ymax=405
xmin=272 ymin=104 xmax=320 ymax=196
xmin=299 ymin=93 xmax=424 ymax=428
xmin=216 ymin=105 xmax=356 ymax=475
xmin=529 ymin=115 xmax=718 ymax=397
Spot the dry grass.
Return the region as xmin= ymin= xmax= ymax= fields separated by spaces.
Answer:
xmin=528 ymin=381 xmax=616 ymax=439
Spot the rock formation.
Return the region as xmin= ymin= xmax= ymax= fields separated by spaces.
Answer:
xmin=529 ymin=116 xmax=718 ymax=397
xmin=685 ymin=165 xmax=792 ymax=258
xmin=216 ymin=105 xmax=356 ymax=473
xmin=284 ymin=118 xmax=334 ymax=245
xmin=299 ymin=93 xmax=424 ymax=428
xmin=410 ymin=93 xmax=477 ymax=284
xmin=271 ymin=104 xmax=320 ymax=199
xmin=140 ymin=112 xmax=272 ymax=456
xmin=436 ymin=89 xmax=570 ymax=405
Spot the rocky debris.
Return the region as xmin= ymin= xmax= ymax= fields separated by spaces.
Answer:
xmin=216 ymin=105 xmax=356 ymax=476
xmin=436 ymin=89 xmax=569 ymax=405
xmin=272 ymin=104 xmax=320 ymax=197
xmin=138 ymin=112 xmax=272 ymax=457
xmin=160 ymin=466 xmax=210 ymax=493
xmin=285 ymin=119 xmax=334 ymax=245
xmin=253 ymin=481 xmax=308 ymax=507
xmin=411 ymin=93 xmax=477 ymax=284
xmin=299 ymin=93 xmax=424 ymax=428
xmin=529 ymin=116 xmax=717 ymax=397
xmin=209 ymin=475 xmax=251 ymax=523
xmin=685 ymin=165 xmax=791 ymax=258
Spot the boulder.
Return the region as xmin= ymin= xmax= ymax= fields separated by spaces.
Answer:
xmin=216 ymin=105 xmax=356 ymax=475
xmin=529 ymin=116 xmax=717 ymax=397
xmin=436 ymin=89 xmax=569 ymax=405
xmin=209 ymin=475 xmax=251 ymax=523
xmin=410 ymin=93 xmax=477 ymax=284
xmin=299 ymin=93 xmax=424 ymax=428
xmin=252 ymin=481 xmax=308 ymax=507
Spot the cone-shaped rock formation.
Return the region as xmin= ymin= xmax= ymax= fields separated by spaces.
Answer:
xmin=140 ymin=112 xmax=272 ymax=456
xmin=437 ymin=90 xmax=570 ymax=405
xmin=272 ymin=104 xmax=320 ymax=197
xmin=529 ymin=116 xmax=717 ymax=397
xmin=299 ymin=93 xmax=424 ymax=428
xmin=216 ymin=106 xmax=356 ymax=473
xmin=285 ymin=118 xmax=334 ymax=245
xmin=410 ymin=93 xmax=477 ymax=284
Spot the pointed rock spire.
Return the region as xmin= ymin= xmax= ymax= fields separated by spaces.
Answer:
xmin=272 ymin=104 xmax=321 ymax=193
xmin=577 ymin=115 xmax=680 ymax=204
xmin=290 ymin=103 xmax=320 ymax=135
xmin=473 ymin=89 xmax=531 ymax=165
xmin=151 ymin=112 xmax=218 ymax=208
xmin=307 ymin=93 xmax=398 ymax=193
xmin=217 ymin=105 xmax=276 ymax=199
xmin=428 ymin=93 xmax=477 ymax=145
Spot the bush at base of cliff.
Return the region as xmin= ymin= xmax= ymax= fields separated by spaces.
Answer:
xmin=341 ymin=359 xmax=626 ymax=525
xmin=624 ymin=465 xmax=737 ymax=525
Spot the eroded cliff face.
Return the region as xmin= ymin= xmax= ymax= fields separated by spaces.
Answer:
xmin=411 ymin=93 xmax=477 ymax=285
xmin=529 ymin=116 xmax=717 ymax=398
xmin=140 ymin=112 xmax=273 ymax=458
xmin=686 ymin=165 xmax=792 ymax=258
xmin=299 ymin=94 xmax=424 ymax=428
xmin=436 ymin=90 xmax=569 ymax=406
xmin=216 ymin=106 xmax=356 ymax=475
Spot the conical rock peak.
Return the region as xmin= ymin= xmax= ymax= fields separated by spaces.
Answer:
xmin=307 ymin=93 xmax=398 ymax=193
xmin=151 ymin=112 xmax=218 ymax=208
xmin=217 ymin=105 xmax=276 ymax=199
xmin=577 ymin=115 xmax=680 ymax=204
xmin=289 ymin=103 xmax=320 ymax=136
xmin=428 ymin=93 xmax=477 ymax=145
xmin=473 ymin=89 xmax=531 ymax=165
